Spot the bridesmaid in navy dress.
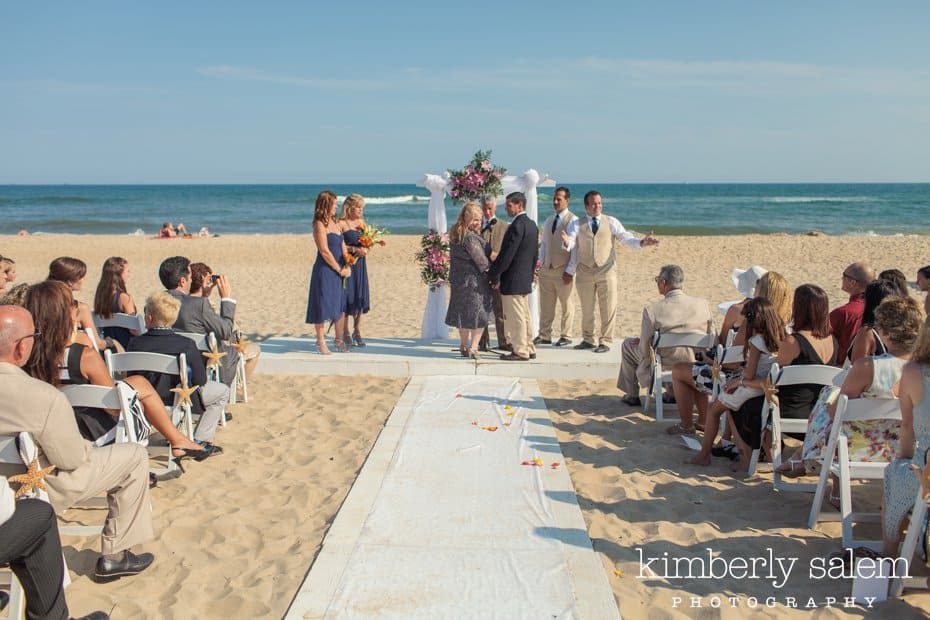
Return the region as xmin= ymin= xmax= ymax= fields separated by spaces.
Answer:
xmin=340 ymin=194 xmax=371 ymax=346
xmin=305 ymin=190 xmax=351 ymax=354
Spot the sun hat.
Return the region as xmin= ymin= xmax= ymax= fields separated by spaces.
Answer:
xmin=731 ymin=266 xmax=768 ymax=299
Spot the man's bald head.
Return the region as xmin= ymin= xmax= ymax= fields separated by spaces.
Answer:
xmin=0 ymin=304 xmax=36 ymax=365
xmin=843 ymin=262 xmax=876 ymax=295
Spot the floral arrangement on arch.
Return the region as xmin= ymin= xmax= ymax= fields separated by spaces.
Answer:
xmin=447 ymin=149 xmax=507 ymax=204
xmin=414 ymin=231 xmax=451 ymax=290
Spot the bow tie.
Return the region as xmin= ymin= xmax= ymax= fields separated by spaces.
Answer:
xmin=482 ymin=218 xmax=497 ymax=231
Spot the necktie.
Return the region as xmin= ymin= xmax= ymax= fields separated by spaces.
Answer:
xmin=551 ymin=213 xmax=559 ymax=234
xmin=592 ymin=217 xmax=599 ymax=235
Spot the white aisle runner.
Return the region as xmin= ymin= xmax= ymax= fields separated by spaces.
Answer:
xmin=286 ymin=376 xmax=619 ymax=620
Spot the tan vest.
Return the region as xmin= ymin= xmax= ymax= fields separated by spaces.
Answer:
xmin=481 ymin=218 xmax=508 ymax=255
xmin=543 ymin=210 xmax=576 ymax=271
xmin=576 ymin=217 xmax=614 ymax=270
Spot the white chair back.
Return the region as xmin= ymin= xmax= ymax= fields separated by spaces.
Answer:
xmin=60 ymin=383 xmax=149 ymax=447
xmin=644 ymin=330 xmax=717 ymax=422
xmin=92 ymin=312 xmax=146 ymax=334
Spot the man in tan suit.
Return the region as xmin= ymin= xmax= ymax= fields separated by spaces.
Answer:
xmin=616 ymin=265 xmax=714 ymax=407
xmin=561 ymin=190 xmax=659 ymax=353
xmin=0 ymin=305 xmax=155 ymax=582
xmin=534 ymin=186 xmax=577 ymax=347
xmin=478 ymin=196 xmax=510 ymax=351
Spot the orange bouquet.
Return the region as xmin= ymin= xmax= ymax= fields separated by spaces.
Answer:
xmin=358 ymin=223 xmax=389 ymax=248
xmin=342 ymin=252 xmax=356 ymax=288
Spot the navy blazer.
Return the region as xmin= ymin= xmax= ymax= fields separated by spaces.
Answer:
xmin=487 ymin=212 xmax=538 ymax=296
xmin=127 ymin=328 xmax=208 ymax=413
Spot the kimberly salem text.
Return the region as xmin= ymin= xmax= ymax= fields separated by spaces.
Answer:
xmin=636 ymin=547 xmax=911 ymax=590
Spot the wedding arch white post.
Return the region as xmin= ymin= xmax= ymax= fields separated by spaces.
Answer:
xmin=416 ymin=169 xmax=556 ymax=341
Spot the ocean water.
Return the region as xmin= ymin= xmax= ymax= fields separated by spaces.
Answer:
xmin=0 ymin=183 xmax=927 ymax=236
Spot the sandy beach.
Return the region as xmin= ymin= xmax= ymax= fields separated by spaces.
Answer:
xmin=2 ymin=232 xmax=929 ymax=618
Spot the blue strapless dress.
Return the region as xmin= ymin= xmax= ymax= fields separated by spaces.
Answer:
xmin=343 ymin=229 xmax=371 ymax=315
xmin=305 ymin=232 xmax=347 ymax=324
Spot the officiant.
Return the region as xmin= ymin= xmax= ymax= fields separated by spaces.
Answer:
xmin=478 ymin=196 xmax=509 ymax=352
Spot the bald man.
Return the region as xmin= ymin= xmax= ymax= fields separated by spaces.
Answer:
xmin=0 ymin=305 xmax=155 ymax=583
xmin=830 ymin=262 xmax=875 ymax=364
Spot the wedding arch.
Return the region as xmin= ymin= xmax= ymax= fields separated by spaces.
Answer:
xmin=416 ymin=169 xmax=556 ymax=340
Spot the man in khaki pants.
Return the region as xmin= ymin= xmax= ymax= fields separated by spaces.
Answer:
xmin=561 ymin=190 xmax=659 ymax=353
xmin=487 ymin=192 xmax=539 ymax=361
xmin=534 ymin=186 xmax=577 ymax=347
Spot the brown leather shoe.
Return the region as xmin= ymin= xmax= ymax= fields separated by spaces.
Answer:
xmin=499 ymin=353 xmax=530 ymax=361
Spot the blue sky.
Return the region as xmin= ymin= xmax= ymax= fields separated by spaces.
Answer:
xmin=2 ymin=1 xmax=929 ymax=183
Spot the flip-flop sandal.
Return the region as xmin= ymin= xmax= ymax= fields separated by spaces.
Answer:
xmin=666 ymin=423 xmax=696 ymax=436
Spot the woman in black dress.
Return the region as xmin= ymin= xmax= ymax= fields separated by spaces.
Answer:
xmin=445 ymin=203 xmax=492 ymax=359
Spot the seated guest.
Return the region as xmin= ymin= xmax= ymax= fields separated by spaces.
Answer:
xmin=719 ymin=266 xmax=767 ymax=348
xmin=189 ymin=262 xmax=260 ymax=382
xmin=668 ymin=271 xmax=790 ymax=437
xmin=0 ymin=305 xmax=155 ymax=582
xmin=0 ymin=255 xmax=15 ymax=296
xmin=881 ymin=317 xmax=930 ymax=558
xmin=879 ymin=268 xmax=910 ymax=298
xmin=128 ymin=291 xmax=227 ymax=451
xmin=22 ymin=281 xmax=211 ymax=460
xmin=159 ymin=256 xmax=240 ymax=386
xmin=687 ymin=297 xmax=785 ymax=468
xmin=0 ymin=282 xmax=29 ymax=306
xmin=47 ymin=256 xmax=109 ymax=351
xmin=795 ymin=296 xmax=923 ymax=485
xmin=1 ymin=479 xmax=109 ymax=619
xmin=830 ymin=262 xmax=875 ymax=367
xmin=617 ymin=264 xmax=713 ymax=407
xmin=917 ymin=265 xmax=930 ymax=314
xmin=846 ymin=279 xmax=898 ymax=364
xmin=93 ymin=256 xmax=140 ymax=350
xmin=730 ymin=284 xmax=835 ymax=473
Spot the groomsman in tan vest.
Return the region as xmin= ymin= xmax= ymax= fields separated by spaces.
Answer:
xmin=534 ymin=186 xmax=577 ymax=346
xmin=478 ymin=197 xmax=510 ymax=351
xmin=561 ymin=190 xmax=659 ymax=353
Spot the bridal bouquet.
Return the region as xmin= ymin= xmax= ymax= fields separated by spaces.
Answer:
xmin=357 ymin=223 xmax=389 ymax=248
xmin=342 ymin=252 xmax=356 ymax=288
xmin=414 ymin=231 xmax=450 ymax=290
xmin=447 ymin=149 xmax=507 ymax=204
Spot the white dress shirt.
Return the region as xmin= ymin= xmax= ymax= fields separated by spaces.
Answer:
xmin=562 ymin=214 xmax=641 ymax=275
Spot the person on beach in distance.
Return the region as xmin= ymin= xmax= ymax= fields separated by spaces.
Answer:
xmin=445 ymin=203 xmax=493 ymax=359
xmin=561 ymin=190 xmax=659 ymax=353
xmin=534 ymin=186 xmax=577 ymax=347
xmin=0 ymin=304 xmax=156 ymax=584
xmin=616 ymin=265 xmax=713 ymax=407
xmin=48 ymin=256 xmax=111 ymax=352
xmin=829 ymin=261 xmax=875 ymax=367
xmin=478 ymin=196 xmax=509 ymax=352
xmin=339 ymin=194 xmax=371 ymax=347
xmin=93 ymin=256 xmax=140 ymax=350
xmin=488 ymin=192 xmax=538 ymax=361
xmin=305 ymin=190 xmax=350 ymax=355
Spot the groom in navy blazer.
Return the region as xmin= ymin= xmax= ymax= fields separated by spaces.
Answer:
xmin=487 ymin=192 xmax=539 ymax=360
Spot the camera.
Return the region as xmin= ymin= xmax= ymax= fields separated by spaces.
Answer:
xmin=211 ymin=274 xmax=221 ymax=283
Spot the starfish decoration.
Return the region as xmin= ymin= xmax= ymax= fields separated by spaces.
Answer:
xmin=762 ymin=378 xmax=779 ymax=407
xmin=710 ymin=358 xmax=722 ymax=383
xmin=231 ymin=338 xmax=250 ymax=356
xmin=8 ymin=458 xmax=56 ymax=499
xmin=202 ymin=343 xmax=227 ymax=369
xmin=170 ymin=373 xmax=199 ymax=409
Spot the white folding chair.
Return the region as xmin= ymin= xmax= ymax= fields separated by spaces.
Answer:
xmin=807 ymin=395 xmax=900 ymax=549
xmin=0 ymin=435 xmax=26 ymax=620
xmin=105 ymin=350 xmax=195 ymax=441
xmin=92 ymin=312 xmax=145 ymax=337
xmin=758 ymin=363 xmax=842 ymax=488
xmin=643 ymin=330 xmax=716 ymax=422
xmin=889 ymin=483 xmax=930 ymax=597
xmin=710 ymin=344 xmax=745 ymax=401
xmin=60 ymin=383 xmax=178 ymax=478
xmin=176 ymin=331 xmax=229 ymax=424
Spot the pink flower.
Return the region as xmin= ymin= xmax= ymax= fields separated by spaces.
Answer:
xmin=481 ymin=160 xmax=491 ymax=171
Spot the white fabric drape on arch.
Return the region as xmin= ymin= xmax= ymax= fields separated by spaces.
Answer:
xmin=416 ymin=174 xmax=452 ymax=339
xmin=415 ymin=169 xmax=556 ymax=341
